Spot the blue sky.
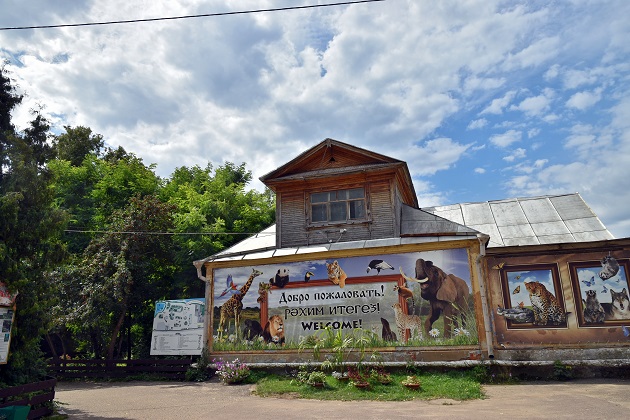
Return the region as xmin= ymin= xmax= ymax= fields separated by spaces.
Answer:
xmin=1 ymin=0 xmax=629 ymax=237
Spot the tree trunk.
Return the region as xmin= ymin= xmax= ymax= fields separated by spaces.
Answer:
xmin=107 ymin=304 xmax=127 ymax=360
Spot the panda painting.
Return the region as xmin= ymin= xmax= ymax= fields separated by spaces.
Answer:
xmin=270 ymin=267 xmax=290 ymax=288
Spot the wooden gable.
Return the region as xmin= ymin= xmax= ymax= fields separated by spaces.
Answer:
xmin=260 ymin=138 xmax=418 ymax=208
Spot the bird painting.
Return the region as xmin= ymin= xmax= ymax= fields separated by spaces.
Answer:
xmin=219 ymin=274 xmax=240 ymax=297
xmin=366 ymin=259 xmax=394 ymax=274
xmin=304 ymin=271 xmax=315 ymax=282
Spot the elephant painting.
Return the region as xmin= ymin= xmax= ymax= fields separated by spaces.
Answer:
xmin=400 ymin=259 xmax=470 ymax=338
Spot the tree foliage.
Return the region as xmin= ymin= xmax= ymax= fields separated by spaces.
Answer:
xmin=0 ymin=66 xmax=67 ymax=385
xmin=1 ymin=66 xmax=275 ymax=380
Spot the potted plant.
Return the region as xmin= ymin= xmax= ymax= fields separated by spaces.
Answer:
xmin=401 ymin=375 xmax=422 ymax=390
xmin=348 ymin=367 xmax=370 ymax=389
xmin=306 ymin=371 xmax=328 ymax=388
xmin=369 ymin=368 xmax=393 ymax=385
xmin=213 ymin=358 xmax=250 ymax=385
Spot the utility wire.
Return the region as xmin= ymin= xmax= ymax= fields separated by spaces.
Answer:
xmin=0 ymin=0 xmax=386 ymax=31
xmin=64 ymin=229 xmax=275 ymax=236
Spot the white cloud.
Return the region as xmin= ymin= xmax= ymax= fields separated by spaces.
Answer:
xmin=509 ymin=88 xmax=554 ymax=117
xmin=566 ymin=88 xmax=602 ymax=110
xmin=467 ymin=118 xmax=488 ymax=130
xmin=401 ymin=138 xmax=472 ymax=176
xmin=480 ymin=90 xmax=517 ymax=115
xmin=490 ymin=130 xmax=522 ymax=148
xmin=474 ymin=167 xmax=486 ymax=174
xmin=502 ymin=148 xmax=526 ymax=162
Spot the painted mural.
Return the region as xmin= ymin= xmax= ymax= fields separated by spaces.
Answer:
xmin=570 ymin=257 xmax=630 ymax=327
xmin=496 ymin=263 xmax=567 ymax=329
xmin=212 ymin=248 xmax=477 ymax=351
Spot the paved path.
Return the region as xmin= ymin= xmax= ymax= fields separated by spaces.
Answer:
xmin=55 ymin=378 xmax=630 ymax=419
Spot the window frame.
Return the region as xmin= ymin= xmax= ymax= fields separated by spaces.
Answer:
xmin=307 ymin=186 xmax=370 ymax=227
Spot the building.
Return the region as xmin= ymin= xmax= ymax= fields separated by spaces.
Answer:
xmin=195 ymin=139 xmax=630 ymax=365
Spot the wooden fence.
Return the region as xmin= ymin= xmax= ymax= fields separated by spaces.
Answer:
xmin=48 ymin=358 xmax=195 ymax=380
xmin=0 ymin=377 xmax=57 ymax=419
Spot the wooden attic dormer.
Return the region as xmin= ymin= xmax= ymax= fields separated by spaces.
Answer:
xmin=260 ymin=138 xmax=418 ymax=248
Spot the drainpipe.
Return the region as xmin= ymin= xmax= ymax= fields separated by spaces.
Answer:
xmin=475 ymin=233 xmax=495 ymax=359
xmin=194 ymin=259 xmax=210 ymax=282
xmin=193 ymin=259 xmax=213 ymax=351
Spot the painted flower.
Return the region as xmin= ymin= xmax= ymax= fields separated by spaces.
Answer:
xmin=228 ymin=334 xmax=236 ymax=343
xmin=454 ymin=328 xmax=470 ymax=337
xmin=429 ymin=328 xmax=440 ymax=338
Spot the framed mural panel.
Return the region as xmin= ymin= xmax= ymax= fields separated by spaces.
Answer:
xmin=497 ymin=263 xmax=567 ymax=329
xmin=569 ymin=257 xmax=630 ymax=327
xmin=210 ymin=248 xmax=478 ymax=351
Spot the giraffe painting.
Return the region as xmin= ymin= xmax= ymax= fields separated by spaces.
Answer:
xmin=218 ymin=268 xmax=263 ymax=339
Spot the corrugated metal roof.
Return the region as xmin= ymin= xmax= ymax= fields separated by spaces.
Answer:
xmin=195 ymin=193 xmax=615 ymax=264
xmin=422 ymin=193 xmax=614 ymax=248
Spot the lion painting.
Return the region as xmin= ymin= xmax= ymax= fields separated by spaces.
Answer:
xmin=262 ymin=315 xmax=285 ymax=346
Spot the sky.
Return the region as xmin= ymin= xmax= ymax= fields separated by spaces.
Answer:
xmin=1 ymin=0 xmax=629 ymax=237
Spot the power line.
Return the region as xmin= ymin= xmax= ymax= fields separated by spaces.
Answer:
xmin=0 ymin=0 xmax=386 ymax=31
xmin=64 ymin=229 xmax=275 ymax=236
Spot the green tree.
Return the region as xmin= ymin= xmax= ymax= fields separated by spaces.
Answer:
xmin=53 ymin=125 xmax=104 ymax=166
xmin=55 ymin=195 xmax=175 ymax=360
xmin=0 ymin=66 xmax=66 ymax=385
xmin=161 ymin=163 xmax=275 ymax=296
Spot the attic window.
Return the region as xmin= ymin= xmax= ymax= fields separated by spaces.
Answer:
xmin=310 ymin=188 xmax=366 ymax=223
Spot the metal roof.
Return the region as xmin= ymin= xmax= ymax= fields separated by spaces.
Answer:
xmin=422 ymin=193 xmax=614 ymax=248
xmin=195 ymin=193 xmax=615 ymax=264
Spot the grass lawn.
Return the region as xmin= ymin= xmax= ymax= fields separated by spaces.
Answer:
xmin=252 ymin=371 xmax=484 ymax=401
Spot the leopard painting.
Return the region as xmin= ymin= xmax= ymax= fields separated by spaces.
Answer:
xmin=524 ymin=281 xmax=566 ymax=326
xmin=391 ymin=302 xmax=423 ymax=342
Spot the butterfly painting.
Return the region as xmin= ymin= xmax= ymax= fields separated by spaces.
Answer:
xmin=515 ymin=275 xmax=521 ymax=280
xmin=582 ymin=276 xmax=595 ymax=287
xmin=492 ymin=262 xmax=505 ymax=270
xmin=513 ymin=285 xmax=520 ymax=294
xmin=601 ymin=284 xmax=608 ymax=294
xmin=518 ymin=301 xmax=525 ymax=308
xmin=622 ymin=326 xmax=630 ymax=338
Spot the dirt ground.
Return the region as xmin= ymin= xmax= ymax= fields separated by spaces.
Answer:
xmin=55 ymin=377 xmax=630 ymax=419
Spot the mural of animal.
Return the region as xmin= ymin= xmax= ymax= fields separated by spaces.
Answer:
xmin=257 ymin=281 xmax=272 ymax=304
xmin=392 ymin=303 xmax=423 ymax=342
xmin=326 ymin=260 xmax=347 ymax=288
xmin=219 ymin=274 xmax=240 ymax=297
xmin=393 ymin=283 xmax=415 ymax=313
xmin=270 ymin=267 xmax=290 ymax=288
xmin=262 ymin=315 xmax=285 ymax=345
xmin=380 ymin=317 xmax=397 ymax=342
xmin=603 ymin=288 xmax=630 ymax=320
xmin=599 ymin=255 xmax=620 ymax=280
xmin=243 ymin=319 xmax=263 ymax=340
xmin=367 ymin=259 xmax=394 ymax=274
xmin=304 ymin=271 xmax=314 ymax=282
xmin=399 ymin=260 xmax=469 ymax=338
xmin=218 ymin=268 xmax=263 ymax=339
xmin=524 ymin=281 xmax=566 ymax=326
xmin=583 ymin=289 xmax=606 ymax=323
xmin=496 ymin=306 xmax=535 ymax=323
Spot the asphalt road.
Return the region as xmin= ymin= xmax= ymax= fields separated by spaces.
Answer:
xmin=55 ymin=378 xmax=630 ymax=420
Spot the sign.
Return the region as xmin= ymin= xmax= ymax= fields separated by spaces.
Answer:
xmin=212 ymin=248 xmax=477 ymax=350
xmin=150 ymin=299 xmax=205 ymax=355
xmin=0 ymin=307 xmax=15 ymax=364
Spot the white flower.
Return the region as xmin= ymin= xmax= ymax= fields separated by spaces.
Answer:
xmin=429 ymin=328 xmax=440 ymax=338
xmin=228 ymin=334 xmax=236 ymax=343
xmin=257 ymin=336 xmax=265 ymax=342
